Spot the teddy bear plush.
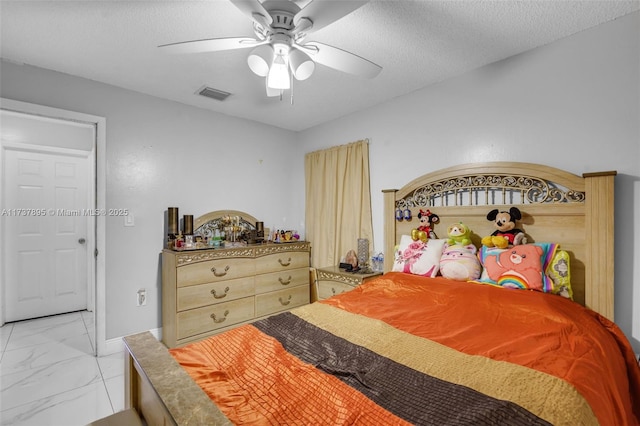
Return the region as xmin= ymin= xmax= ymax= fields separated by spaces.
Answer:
xmin=481 ymin=207 xmax=527 ymax=249
xmin=411 ymin=209 xmax=439 ymax=243
xmin=446 ymin=222 xmax=472 ymax=246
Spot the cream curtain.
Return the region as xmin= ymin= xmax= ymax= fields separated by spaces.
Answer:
xmin=304 ymin=140 xmax=373 ymax=268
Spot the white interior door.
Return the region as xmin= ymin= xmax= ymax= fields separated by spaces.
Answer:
xmin=3 ymin=147 xmax=91 ymax=321
xmin=1 ymin=108 xmax=95 ymax=324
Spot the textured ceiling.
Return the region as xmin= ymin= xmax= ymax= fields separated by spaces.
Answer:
xmin=1 ymin=1 xmax=638 ymax=131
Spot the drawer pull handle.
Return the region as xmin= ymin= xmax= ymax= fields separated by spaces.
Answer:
xmin=211 ymin=286 xmax=230 ymax=299
xmin=211 ymin=265 xmax=230 ymax=277
xmin=210 ymin=310 xmax=229 ymax=324
xmin=279 ymin=295 xmax=292 ymax=306
xmin=278 ymin=258 xmax=292 ymax=267
xmin=278 ymin=276 xmax=292 ymax=285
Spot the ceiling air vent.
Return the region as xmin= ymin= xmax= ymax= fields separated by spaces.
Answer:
xmin=197 ymin=86 xmax=231 ymax=101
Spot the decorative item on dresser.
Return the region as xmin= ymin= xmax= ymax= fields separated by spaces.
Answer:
xmin=314 ymin=265 xmax=382 ymax=301
xmin=162 ymin=210 xmax=311 ymax=348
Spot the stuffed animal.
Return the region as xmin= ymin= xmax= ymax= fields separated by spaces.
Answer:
xmin=446 ymin=222 xmax=472 ymax=246
xmin=481 ymin=207 xmax=527 ymax=249
xmin=439 ymin=244 xmax=481 ymax=281
xmin=482 ymin=244 xmax=544 ymax=291
xmin=411 ymin=209 xmax=439 ymax=242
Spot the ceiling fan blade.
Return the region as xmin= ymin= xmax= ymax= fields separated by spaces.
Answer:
xmin=298 ymin=41 xmax=381 ymax=79
xmin=230 ymin=0 xmax=273 ymax=27
xmin=293 ymin=0 xmax=368 ymax=35
xmin=159 ymin=37 xmax=263 ymax=54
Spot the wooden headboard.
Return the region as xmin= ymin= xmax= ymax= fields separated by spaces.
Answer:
xmin=383 ymin=162 xmax=616 ymax=320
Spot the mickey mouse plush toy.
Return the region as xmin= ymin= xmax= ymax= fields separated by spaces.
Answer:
xmin=481 ymin=207 xmax=527 ymax=249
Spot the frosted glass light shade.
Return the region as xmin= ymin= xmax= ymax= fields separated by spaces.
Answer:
xmin=289 ymin=49 xmax=315 ymax=81
xmin=265 ymin=79 xmax=281 ymax=97
xmin=267 ymin=53 xmax=290 ymax=90
xmin=247 ymin=44 xmax=273 ymax=77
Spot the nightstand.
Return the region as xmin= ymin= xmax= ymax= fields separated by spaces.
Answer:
xmin=314 ymin=265 xmax=383 ymax=301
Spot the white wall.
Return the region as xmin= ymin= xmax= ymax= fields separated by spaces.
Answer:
xmin=297 ymin=11 xmax=640 ymax=351
xmin=1 ymin=11 xmax=637 ymax=352
xmin=0 ymin=61 xmax=300 ymax=340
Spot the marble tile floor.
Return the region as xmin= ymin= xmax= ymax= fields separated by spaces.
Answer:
xmin=0 ymin=311 xmax=124 ymax=426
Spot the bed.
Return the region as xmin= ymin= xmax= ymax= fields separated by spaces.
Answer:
xmin=123 ymin=161 xmax=640 ymax=425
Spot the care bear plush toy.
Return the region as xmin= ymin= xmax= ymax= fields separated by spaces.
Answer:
xmin=482 ymin=244 xmax=545 ymax=291
xmin=481 ymin=207 xmax=527 ymax=249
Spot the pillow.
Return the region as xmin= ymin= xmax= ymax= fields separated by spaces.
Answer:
xmin=439 ymin=243 xmax=481 ymax=281
xmin=477 ymin=243 xmax=558 ymax=292
xmin=546 ymin=249 xmax=573 ymax=299
xmin=392 ymin=236 xmax=446 ymax=277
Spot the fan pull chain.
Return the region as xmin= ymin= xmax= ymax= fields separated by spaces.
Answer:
xmin=290 ymin=72 xmax=294 ymax=105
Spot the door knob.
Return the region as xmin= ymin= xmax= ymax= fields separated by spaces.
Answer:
xmin=78 ymin=238 xmax=86 ymax=244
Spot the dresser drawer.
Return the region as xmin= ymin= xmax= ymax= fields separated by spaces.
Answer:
xmin=177 ymin=277 xmax=255 ymax=311
xmin=255 ymin=285 xmax=309 ymax=317
xmin=255 ymin=251 xmax=309 ymax=275
xmin=177 ymin=297 xmax=254 ymax=339
xmin=255 ymin=267 xmax=309 ymax=294
xmin=177 ymin=257 xmax=255 ymax=287
xmin=317 ymin=280 xmax=356 ymax=300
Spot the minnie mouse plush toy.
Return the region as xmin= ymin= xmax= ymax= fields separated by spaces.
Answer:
xmin=411 ymin=209 xmax=440 ymax=242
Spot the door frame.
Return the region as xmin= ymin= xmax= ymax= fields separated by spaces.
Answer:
xmin=0 ymin=98 xmax=107 ymax=356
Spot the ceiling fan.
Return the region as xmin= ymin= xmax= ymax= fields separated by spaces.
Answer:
xmin=159 ymin=0 xmax=382 ymax=98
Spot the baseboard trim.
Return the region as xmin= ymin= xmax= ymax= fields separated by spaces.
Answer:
xmin=100 ymin=327 xmax=162 ymax=356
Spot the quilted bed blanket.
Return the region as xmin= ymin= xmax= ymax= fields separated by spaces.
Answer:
xmin=170 ymin=272 xmax=640 ymax=425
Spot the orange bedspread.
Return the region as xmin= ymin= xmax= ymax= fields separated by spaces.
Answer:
xmin=171 ymin=272 xmax=640 ymax=425
xmin=324 ymin=273 xmax=640 ymax=425
xmin=172 ymin=323 xmax=411 ymax=425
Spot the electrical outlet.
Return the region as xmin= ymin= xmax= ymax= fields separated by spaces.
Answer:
xmin=137 ymin=289 xmax=146 ymax=306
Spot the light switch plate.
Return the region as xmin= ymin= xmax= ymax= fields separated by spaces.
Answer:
xmin=124 ymin=214 xmax=135 ymax=227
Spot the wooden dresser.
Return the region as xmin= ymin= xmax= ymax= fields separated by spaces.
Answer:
xmin=162 ymin=241 xmax=311 ymax=348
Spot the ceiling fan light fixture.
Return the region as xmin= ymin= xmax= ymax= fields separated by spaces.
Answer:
xmin=247 ymin=44 xmax=273 ymax=77
xmin=161 ymin=0 xmax=382 ymax=99
xmin=267 ymin=44 xmax=291 ymax=90
xmin=265 ymin=79 xmax=281 ymax=97
xmin=271 ymin=41 xmax=290 ymax=57
xmin=289 ymin=48 xmax=315 ymax=81
xmin=267 ymin=59 xmax=290 ymax=90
